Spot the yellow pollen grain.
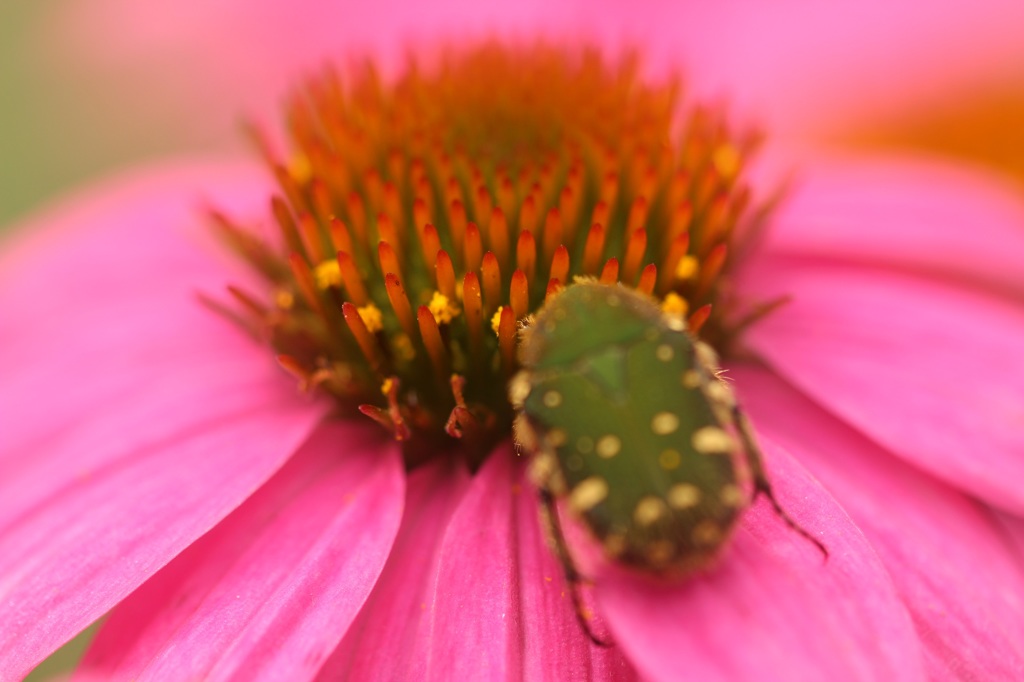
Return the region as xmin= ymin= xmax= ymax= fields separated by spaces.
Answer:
xmin=313 ymin=259 xmax=342 ymax=288
xmin=596 ymin=434 xmax=622 ymax=459
xmin=428 ymin=291 xmax=460 ymax=325
xmin=314 ymin=260 xmax=343 ymax=290
xmin=357 ymin=304 xmax=384 ymax=333
xmin=491 ymin=306 xmax=504 ymax=335
xmin=393 ymin=333 xmax=415 ymax=361
xmin=651 ymin=411 xmax=680 ymax=435
xmin=674 ymin=255 xmax=700 ymax=281
xmin=655 ymin=344 xmax=674 ymax=362
xmin=380 ymin=378 xmax=394 ymax=396
xmin=668 ymin=483 xmax=701 ymax=509
xmin=661 ymin=292 xmax=689 ymax=316
xmin=633 ymin=496 xmax=669 ymax=526
xmin=569 ymin=476 xmax=609 ymax=513
xmin=692 ymin=426 xmax=734 ymax=454
xmin=658 ymin=448 xmax=682 ymax=470
xmin=543 ymin=390 xmax=563 ymax=408
xmin=682 ymin=370 xmax=701 ymax=389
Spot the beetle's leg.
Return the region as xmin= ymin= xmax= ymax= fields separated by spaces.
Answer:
xmin=732 ymin=404 xmax=829 ymax=561
xmin=537 ymin=487 xmax=613 ymax=648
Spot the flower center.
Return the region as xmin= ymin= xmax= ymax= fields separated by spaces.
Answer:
xmin=214 ymin=43 xmax=767 ymax=469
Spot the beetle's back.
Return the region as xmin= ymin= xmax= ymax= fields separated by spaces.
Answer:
xmin=518 ymin=282 xmax=745 ymax=573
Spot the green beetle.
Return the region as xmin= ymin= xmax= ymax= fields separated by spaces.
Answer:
xmin=510 ymin=280 xmax=823 ymax=578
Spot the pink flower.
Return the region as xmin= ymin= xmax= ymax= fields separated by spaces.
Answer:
xmin=5 ymin=8 xmax=1024 ymax=682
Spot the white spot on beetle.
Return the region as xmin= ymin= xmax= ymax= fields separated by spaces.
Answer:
xmin=692 ymin=520 xmax=723 ymax=546
xmin=692 ymin=425 xmax=735 ymax=454
xmin=509 ymin=371 xmax=532 ymax=407
xmin=645 ymin=540 xmax=675 ymax=566
xmin=596 ymin=435 xmax=622 ymax=459
xmin=634 ymin=496 xmax=669 ymax=526
xmin=705 ymin=380 xmax=732 ymax=406
xmin=569 ymin=476 xmax=609 ymax=513
xmin=543 ymin=390 xmax=563 ymax=407
xmin=604 ymin=533 xmax=627 ymax=557
xmin=658 ymin=448 xmax=682 ymax=470
xmin=668 ymin=483 xmax=701 ymax=509
xmin=720 ymin=484 xmax=744 ymax=507
xmin=546 ymin=428 xmax=568 ymax=447
xmin=665 ymin=316 xmax=686 ymax=332
xmin=651 ymin=411 xmax=680 ymax=435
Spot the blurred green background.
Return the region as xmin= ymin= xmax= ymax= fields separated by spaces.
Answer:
xmin=0 ymin=1 xmax=165 ymax=228
xmin=0 ymin=2 xmax=66 ymax=227
xmin=0 ymin=1 xmax=241 ymax=230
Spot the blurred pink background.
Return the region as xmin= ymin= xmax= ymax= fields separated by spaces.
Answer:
xmin=3 ymin=0 xmax=1024 ymax=226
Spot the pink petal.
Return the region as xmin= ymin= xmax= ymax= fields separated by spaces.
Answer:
xmin=1 ymin=158 xmax=269 ymax=322
xmin=739 ymin=258 xmax=1024 ymax=514
xmin=0 ymin=386 xmax=322 ymax=679
xmin=413 ymin=447 xmax=634 ymax=680
xmin=993 ymin=511 xmax=1024 ymax=568
xmin=318 ymin=460 xmax=472 ymax=680
xmin=734 ymin=365 xmax=1024 ymax=679
xmin=1 ymin=159 xmax=273 ymax=455
xmin=512 ymin=456 xmax=638 ymax=681
xmin=595 ymin=437 xmax=924 ymax=682
xmin=0 ymin=161 xmax=329 ymax=678
xmin=755 ymin=156 xmax=1024 ymax=298
xmin=577 ymin=0 xmax=1024 ymax=138
xmin=416 ymin=449 xmax=523 ymax=678
xmin=76 ymin=420 xmax=404 ymax=681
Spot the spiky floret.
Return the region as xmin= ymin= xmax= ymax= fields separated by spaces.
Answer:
xmin=213 ymin=42 xmax=769 ymax=468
